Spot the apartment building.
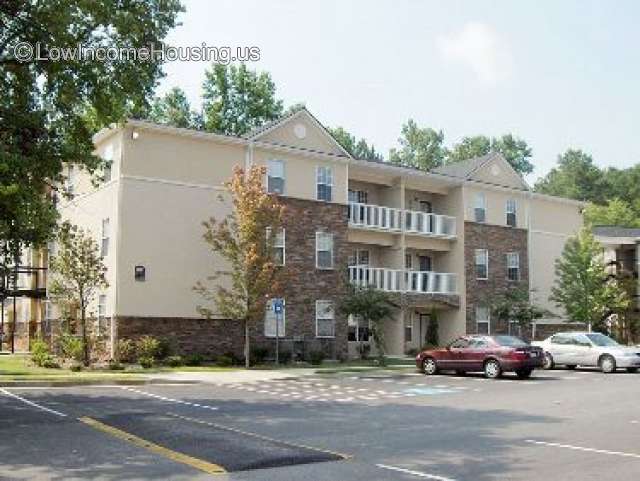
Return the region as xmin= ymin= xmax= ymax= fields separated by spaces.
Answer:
xmin=595 ymin=226 xmax=640 ymax=309
xmin=33 ymin=108 xmax=583 ymax=359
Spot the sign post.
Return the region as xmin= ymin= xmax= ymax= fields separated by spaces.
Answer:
xmin=273 ymin=298 xmax=284 ymax=366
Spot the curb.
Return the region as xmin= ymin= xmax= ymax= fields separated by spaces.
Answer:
xmin=0 ymin=378 xmax=199 ymax=388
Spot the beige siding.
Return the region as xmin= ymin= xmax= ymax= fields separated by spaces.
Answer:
xmin=471 ymin=157 xmax=528 ymax=190
xmin=464 ymin=185 xmax=528 ymax=229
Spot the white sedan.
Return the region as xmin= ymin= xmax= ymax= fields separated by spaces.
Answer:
xmin=533 ymin=332 xmax=640 ymax=373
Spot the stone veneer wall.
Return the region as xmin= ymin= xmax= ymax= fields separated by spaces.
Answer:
xmin=251 ymin=197 xmax=349 ymax=360
xmin=464 ymin=222 xmax=529 ymax=335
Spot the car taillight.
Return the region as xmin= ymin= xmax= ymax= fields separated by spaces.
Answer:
xmin=512 ymin=348 xmax=528 ymax=359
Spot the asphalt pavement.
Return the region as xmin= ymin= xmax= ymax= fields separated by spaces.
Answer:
xmin=1 ymin=368 xmax=639 ymax=480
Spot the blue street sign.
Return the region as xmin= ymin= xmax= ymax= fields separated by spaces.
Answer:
xmin=273 ymin=298 xmax=284 ymax=314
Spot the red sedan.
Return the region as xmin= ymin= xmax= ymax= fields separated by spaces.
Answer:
xmin=416 ymin=335 xmax=544 ymax=379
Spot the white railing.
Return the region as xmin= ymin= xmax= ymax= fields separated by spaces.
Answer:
xmin=404 ymin=210 xmax=456 ymax=238
xmin=348 ymin=202 xmax=456 ymax=238
xmin=348 ymin=203 xmax=403 ymax=232
xmin=348 ymin=266 xmax=458 ymax=295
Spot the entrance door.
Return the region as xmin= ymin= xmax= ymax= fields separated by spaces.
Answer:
xmin=419 ymin=313 xmax=430 ymax=346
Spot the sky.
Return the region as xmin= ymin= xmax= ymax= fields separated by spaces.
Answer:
xmin=158 ymin=0 xmax=640 ymax=184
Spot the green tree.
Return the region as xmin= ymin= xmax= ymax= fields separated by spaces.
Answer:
xmin=339 ymin=286 xmax=395 ymax=365
xmin=194 ymin=165 xmax=286 ymax=368
xmin=202 ymin=64 xmax=283 ymax=136
xmin=550 ymin=229 xmax=629 ymax=330
xmin=447 ymin=134 xmax=533 ymax=175
xmin=49 ymin=223 xmax=108 ymax=366
xmin=0 ymin=0 xmax=183 ymax=262
xmin=389 ymin=120 xmax=446 ymax=170
xmin=491 ymin=286 xmax=547 ymax=336
xmin=584 ymin=199 xmax=640 ymax=228
xmin=149 ymin=87 xmax=199 ymax=129
xmin=534 ymin=149 xmax=607 ymax=203
xmin=328 ymin=126 xmax=383 ymax=160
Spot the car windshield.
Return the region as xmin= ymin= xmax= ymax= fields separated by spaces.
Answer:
xmin=585 ymin=333 xmax=619 ymax=347
xmin=493 ymin=336 xmax=528 ymax=347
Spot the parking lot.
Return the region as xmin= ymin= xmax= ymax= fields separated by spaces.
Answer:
xmin=1 ymin=368 xmax=639 ymax=480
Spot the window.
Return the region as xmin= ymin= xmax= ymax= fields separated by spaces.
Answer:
xmin=506 ymin=199 xmax=517 ymax=227
xmin=97 ymin=294 xmax=107 ymax=333
xmin=267 ymin=228 xmax=285 ymax=266
xmin=316 ymin=232 xmax=334 ymax=269
xmin=475 ymin=249 xmax=488 ymax=280
xmin=348 ymin=315 xmax=370 ymax=342
xmin=475 ymin=306 xmax=490 ymax=334
xmin=101 ymin=218 xmax=110 ymax=257
xmin=103 ymin=144 xmax=113 ymax=182
xmin=506 ymin=252 xmax=520 ymax=281
xmin=405 ymin=254 xmax=413 ymax=270
xmin=474 ymin=193 xmax=486 ymax=223
xmin=44 ymin=300 xmax=53 ymax=321
xmin=316 ymin=300 xmax=335 ymax=338
xmin=316 ymin=166 xmax=333 ymax=202
xmin=450 ymin=338 xmax=470 ymax=349
xmin=348 ymin=189 xmax=368 ymax=204
xmin=267 ymin=160 xmax=285 ymax=194
xmin=264 ymin=298 xmax=285 ymax=337
xmin=404 ymin=320 xmax=413 ymax=343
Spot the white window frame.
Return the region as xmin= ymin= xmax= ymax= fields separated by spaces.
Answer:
xmin=315 ymin=232 xmax=334 ymax=269
xmin=474 ymin=193 xmax=486 ymax=223
xmin=506 ymin=199 xmax=517 ymax=227
xmin=315 ymin=300 xmax=335 ymax=338
xmin=506 ymin=252 xmax=520 ymax=281
xmin=316 ymin=166 xmax=334 ymax=202
xmin=101 ymin=218 xmax=110 ymax=257
xmin=264 ymin=298 xmax=286 ymax=338
xmin=475 ymin=249 xmax=489 ymax=280
xmin=97 ymin=294 xmax=107 ymax=333
xmin=475 ymin=306 xmax=490 ymax=335
xmin=267 ymin=159 xmax=285 ymax=194
xmin=267 ymin=227 xmax=285 ymax=266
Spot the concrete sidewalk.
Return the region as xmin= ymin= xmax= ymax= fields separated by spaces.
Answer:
xmin=145 ymin=368 xmax=319 ymax=385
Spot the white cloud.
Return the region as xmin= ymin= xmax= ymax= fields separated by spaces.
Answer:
xmin=437 ymin=22 xmax=513 ymax=86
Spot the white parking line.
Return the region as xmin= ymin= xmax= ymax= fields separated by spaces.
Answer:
xmin=525 ymin=440 xmax=640 ymax=459
xmin=120 ymin=387 xmax=218 ymax=411
xmin=376 ymin=463 xmax=456 ymax=480
xmin=0 ymin=388 xmax=67 ymax=417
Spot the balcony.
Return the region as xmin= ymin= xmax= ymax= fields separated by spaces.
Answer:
xmin=348 ymin=202 xmax=456 ymax=239
xmin=348 ymin=266 xmax=458 ymax=295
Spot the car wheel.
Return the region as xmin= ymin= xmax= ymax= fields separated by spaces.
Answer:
xmin=543 ymin=352 xmax=555 ymax=370
xmin=599 ymin=354 xmax=616 ymax=374
xmin=626 ymin=367 xmax=638 ymax=373
xmin=484 ymin=359 xmax=502 ymax=379
xmin=515 ymin=368 xmax=533 ymax=379
xmin=566 ymin=365 xmax=577 ymax=370
xmin=423 ymin=357 xmax=438 ymax=375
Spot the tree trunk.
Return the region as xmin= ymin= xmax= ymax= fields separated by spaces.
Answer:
xmin=80 ymin=299 xmax=89 ymax=366
xmin=244 ymin=319 xmax=250 ymax=369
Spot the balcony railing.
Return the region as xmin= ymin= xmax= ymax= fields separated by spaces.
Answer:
xmin=348 ymin=202 xmax=456 ymax=238
xmin=348 ymin=266 xmax=458 ymax=295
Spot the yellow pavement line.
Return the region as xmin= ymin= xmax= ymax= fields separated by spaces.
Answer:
xmin=166 ymin=412 xmax=351 ymax=460
xmin=78 ymin=417 xmax=227 ymax=475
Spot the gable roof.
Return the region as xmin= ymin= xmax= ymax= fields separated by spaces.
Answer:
xmin=431 ymin=152 xmax=497 ymax=179
xmin=246 ymin=107 xmax=353 ymax=158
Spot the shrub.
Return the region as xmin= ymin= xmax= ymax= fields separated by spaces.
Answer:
xmin=31 ymin=339 xmax=51 ymax=367
xmin=278 ymin=351 xmax=292 ymax=364
xmin=165 ymin=355 xmax=183 ymax=367
xmin=58 ymin=332 xmax=84 ymax=363
xmin=308 ymin=350 xmax=325 ymax=365
xmin=216 ymin=355 xmax=233 ymax=367
xmin=251 ymin=346 xmax=269 ymax=365
xmin=405 ymin=347 xmax=419 ymax=357
xmin=139 ymin=356 xmax=155 ymax=368
xmin=70 ymin=364 xmax=83 ymax=372
xmin=185 ymin=354 xmax=204 ymax=366
xmin=223 ymin=351 xmax=243 ymax=366
xmin=117 ymin=338 xmax=136 ymax=363
xmin=156 ymin=338 xmax=173 ymax=360
xmin=136 ymin=336 xmax=161 ymax=359
xmin=41 ymin=358 xmax=61 ymax=369
xmin=107 ymin=360 xmax=125 ymax=370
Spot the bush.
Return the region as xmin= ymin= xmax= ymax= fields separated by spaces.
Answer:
xmin=165 ymin=355 xmax=183 ymax=367
xmin=216 ymin=355 xmax=233 ymax=367
xmin=107 ymin=360 xmax=125 ymax=370
xmin=156 ymin=338 xmax=173 ymax=360
xmin=308 ymin=350 xmax=325 ymax=365
xmin=31 ymin=339 xmax=52 ymax=367
xmin=58 ymin=332 xmax=84 ymax=363
xmin=405 ymin=347 xmax=419 ymax=357
xmin=278 ymin=351 xmax=292 ymax=364
xmin=117 ymin=338 xmax=136 ymax=363
xmin=139 ymin=356 xmax=155 ymax=368
xmin=184 ymin=354 xmax=204 ymax=366
xmin=251 ymin=346 xmax=269 ymax=365
xmin=41 ymin=358 xmax=61 ymax=369
xmin=136 ymin=336 xmax=161 ymax=359
xmin=223 ymin=351 xmax=243 ymax=366
xmin=70 ymin=364 xmax=83 ymax=372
